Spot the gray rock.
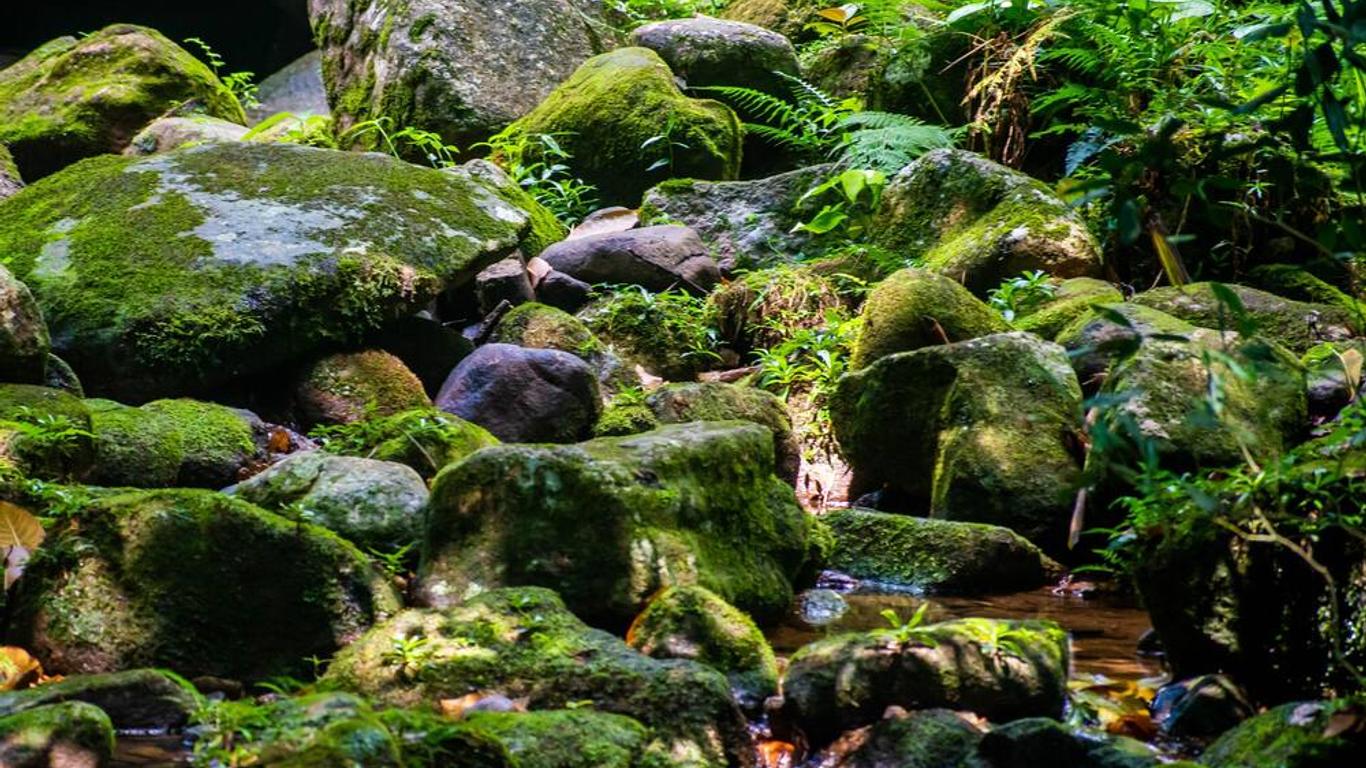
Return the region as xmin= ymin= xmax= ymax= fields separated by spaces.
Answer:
xmin=0 ymin=264 xmax=49 ymax=383
xmin=1055 ymin=303 xmax=1199 ymax=387
xmin=475 ymin=256 xmax=535 ymax=315
xmin=233 ymin=451 xmax=430 ymax=551
xmin=435 ymin=343 xmax=601 ymax=443
xmin=1132 ymin=282 xmax=1359 ymax=353
xmin=1152 ymin=675 xmax=1255 ymax=741
xmin=0 ymin=669 xmax=196 ymax=731
xmin=539 ymin=225 xmax=721 ymax=294
xmin=310 ymin=0 xmax=613 ymax=147
xmin=536 ymin=269 xmax=593 ymax=312
xmin=249 ymin=50 xmax=329 ymax=123
xmin=647 ymin=381 xmax=800 ymax=482
xmin=975 ymin=718 xmax=1166 ymax=768
xmin=640 ymin=164 xmax=833 ymax=270
xmin=123 ymin=115 xmax=249 ymax=156
xmin=630 ymin=17 xmax=800 ymax=97
xmin=0 ymin=144 xmax=20 ymax=200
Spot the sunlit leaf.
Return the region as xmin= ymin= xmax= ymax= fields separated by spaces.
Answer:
xmin=0 ymin=502 xmax=44 ymax=550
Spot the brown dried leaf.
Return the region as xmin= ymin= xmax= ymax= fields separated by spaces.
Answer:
xmin=0 ymin=501 xmax=44 ymax=550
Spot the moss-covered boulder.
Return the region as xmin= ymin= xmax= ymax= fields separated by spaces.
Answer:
xmin=1132 ymin=283 xmax=1359 ymax=353
xmin=706 ymin=256 xmax=855 ymax=350
xmin=0 ymin=141 xmax=533 ymax=401
xmin=0 ymin=264 xmax=48 ymax=383
xmin=8 ymin=489 xmax=401 ymax=680
xmin=595 ymin=397 xmax=661 ymax=438
xmin=720 ymin=0 xmax=822 ymax=41
xmin=974 ymin=717 xmax=1170 ymax=768
xmin=1201 ymin=698 xmax=1366 ymax=768
xmin=86 ymin=397 xmax=264 ymax=488
xmin=310 ymin=0 xmax=612 ymax=149
xmin=1104 ymin=330 xmax=1306 ymax=469
xmin=824 ymin=508 xmax=1063 ymax=593
xmin=123 ymin=114 xmax=249 ymax=155
xmin=0 ymin=384 xmax=93 ymax=480
xmin=826 ymin=709 xmax=983 ymax=768
xmin=577 ymin=288 xmax=719 ymax=382
xmin=0 ymin=25 xmax=245 ymax=179
xmin=0 ymin=669 xmax=196 ymax=731
xmin=871 ymin=149 xmax=1102 ymax=295
xmin=1248 ymin=263 xmax=1366 ymax=320
xmin=782 ymin=617 xmax=1070 ymax=746
xmin=294 ymin=350 xmax=432 ymax=428
xmin=832 ymin=333 xmax=1084 ymax=551
xmin=630 ymin=17 xmax=800 ymax=98
xmin=1015 ymin=277 xmax=1124 ymax=340
xmin=488 ymin=302 xmax=630 ymax=389
xmin=627 ymin=585 xmax=779 ymax=712
xmin=418 ymin=422 xmax=815 ymax=626
xmin=1054 ymin=302 xmax=1199 ymax=387
xmin=315 ymin=408 xmax=499 ymax=479
xmin=646 ymin=382 xmax=800 ymax=482
xmin=509 ymin=48 xmax=742 ymax=206
xmin=0 ymin=145 xmax=21 ymax=200
xmin=232 ymin=452 xmax=429 ymax=552
xmin=0 ymin=701 xmax=114 ymax=768
xmin=852 ymin=267 xmax=1010 ymax=368
xmin=323 ymin=587 xmax=750 ymax=767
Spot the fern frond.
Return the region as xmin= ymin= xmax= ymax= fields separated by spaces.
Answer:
xmin=836 ymin=111 xmax=957 ymax=173
xmin=693 ymin=85 xmax=799 ymax=126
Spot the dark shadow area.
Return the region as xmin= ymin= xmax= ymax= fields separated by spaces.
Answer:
xmin=0 ymin=0 xmax=313 ymax=77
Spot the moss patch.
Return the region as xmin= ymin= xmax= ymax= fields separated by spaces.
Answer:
xmin=853 ymin=267 xmax=1009 ymax=368
xmin=314 ymin=408 xmax=500 ymax=480
xmin=295 ymin=350 xmax=431 ymax=427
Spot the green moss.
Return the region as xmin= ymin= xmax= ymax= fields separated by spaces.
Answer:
xmin=321 ymin=587 xmax=746 ymax=767
xmin=1202 ymin=697 xmax=1366 ymax=768
xmin=0 ymin=142 xmax=528 ymax=399
xmin=626 ymin=585 xmax=779 ymax=710
xmin=8 ymin=489 xmax=400 ymax=681
xmin=579 ymin=288 xmax=718 ymax=381
xmin=142 ymin=399 xmax=256 ymax=484
xmin=509 ymin=48 xmax=742 ymax=206
xmin=85 ymin=398 xmax=183 ymax=487
xmin=0 ymin=384 xmax=93 ymax=481
xmin=853 ymin=267 xmax=1009 ymax=368
xmin=1248 ymin=263 xmax=1366 ymax=321
xmin=418 ymin=422 xmax=814 ymax=626
xmin=0 ymin=25 xmax=244 ymax=179
xmin=315 ymin=408 xmax=499 ymax=479
xmin=595 ymin=401 xmax=659 ymax=437
xmin=491 ymin=303 xmax=600 ymax=355
xmin=838 ymin=709 xmax=983 ymax=768
xmin=1132 ymin=282 xmax=1360 ymax=353
xmin=296 ymin=350 xmax=431 ymax=427
xmin=0 ymin=701 xmax=114 ymax=767
xmin=707 ymin=261 xmax=851 ymax=350
xmin=1014 ymin=277 xmax=1124 ymax=339
xmin=461 ymin=710 xmax=652 ymax=768
xmin=645 ymin=382 xmax=799 ymax=480
xmin=824 ymin=508 xmax=1062 ymax=592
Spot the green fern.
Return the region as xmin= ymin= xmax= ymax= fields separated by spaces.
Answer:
xmin=695 ymin=73 xmax=856 ymax=162
xmin=836 ymin=111 xmax=958 ymax=173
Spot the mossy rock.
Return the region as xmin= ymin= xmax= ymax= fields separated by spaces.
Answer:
xmin=86 ymin=397 xmax=263 ymax=488
xmin=1105 ymin=329 xmax=1306 ymax=469
xmin=322 ymin=587 xmax=749 ymax=767
xmin=124 ymin=115 xmax=249 ymax=156
xmin=316 ymin=408 xmax=500 ymax=480
xmin=1131 ymin=282 xmax=1359 ymax=353
xmin=781 ymin=617 xmax=1070 ymax=747
xmin=1054 ymin=302 xmax=1198 ymax=387
xmin=720 ymin=0 xmax=824 ymax=41
xmin=488 ymin=302 xmax=629 ymax=389
xmin=824 ymin=508 xmax=1063 ymax=593
xmin=0 ymin=144 xmax=21 ymax=200
xmin=626 ymin=585 xmax=779 ymax=712
xmin=232 ymin=451 xmax=429 ymax=552
xmin=418 ymin=422 xmax=815 ymax=627
xmin=872 ymin=149 xmax=1102 ymax=295
xmin=646 ymin=382 xmax=799 ymax=482
xmin=450 ymin=160 xmax=567 ymax=258
xmin=1202 ymin=698 xmax=1366 ymax=768
xmin=0 ymin=142 xmax=533 ymax=401
xmin=577 ymin=292 xmax=715 ymax=382
xmin=0 ymin=264 xmax=49 ymax=383
xmin=295 ymin=350 xmax=432 ymax=428
xmin=706 ymin=256 xmax=854 ymax=350
xmin=1249 ymin=263 xmax=1366 ymax=317
xmin=595 ymin=400 xmax=660 ymax=437
xmin=852 ymin=267 xmax=1010 ymax=369
xmin=0 ymin=701 xmax=114 ymax=768
xmin=630 ymin=16 xmax=800 ymax=99
xmin=0 ymin=669 xmax=196 ymax=732
xmin=509 ymin=47 xmax=742 ymax=206
xmin=975 ymin=717 xmax=1171 ymax=768
xmin=1015 ymin=277 xmax=1124 ymax=340
xmin=8 ymin=489 xmax=401 ymax=681
xmin=0 ymin=24 xmax=245 ymax=180
xmin=827 ymin=708 xmax=983 ymax=768
xmin=462 ymin=709 xmax=687 ymax=768
xmin=0 ymin=384 xmax=93 ymax=481
xmin=832 ymin=333 xmax=1084 ymax=551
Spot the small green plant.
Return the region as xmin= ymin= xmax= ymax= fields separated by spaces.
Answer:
xmin=987 ymin=270 xmax=1057 ymax=322
xmin=368 ymin=542 xmax=417 ymax=580
xmin=478 ymin=129 xmax=599 ymax=226
xmin=642 ymin=114 xmax=692 ymax=175
xmin=697 ymin=74 xmax=859 ymax=163
xmin=183 ymin=37 xmax=259 ymax=110
xmin=592 ymin=285 xmax=722 ymax=366
xmin=341 ymin=117 xmax=461 ymax=168
xmin=382 ymin=634 xmax=433 ymax=680
xmin=753 ymin=307 xmax=861 ymax=456
xmin=880 ymin=603 xmax=939 ymax=646
xmin=793 ymin=168 xmax=887 ymax=240
xmin=611 ymin=0 xmax=727 ymax=26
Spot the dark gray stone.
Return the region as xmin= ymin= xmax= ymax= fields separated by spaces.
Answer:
xmin=539 ymin=225 xmax=720 ymax=294
xmin=435 ymin=343 xmax=601 ymax=443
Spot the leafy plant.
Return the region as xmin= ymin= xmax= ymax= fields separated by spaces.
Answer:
xmin=696 ymin=73 xmax=860 ymax=163
xmin=478 ymin=129 xmax=599 ymax=226
xmin=988 ymin=270 xmax=1057 ymax=322
xmin=382 ymin=634 xmax=433 ymax=680
xmin=183 ymin=37 xmax=259 ymax=110
xmin=610 ymin=0 xmax=727 ymax=26
xmin=642 ymin=115 xmax=692 ymax=175
xmin=836 ymin=111 xmax=959 ymax=172
xmin=753 ymin=307 xmax=861 ymax=456
xmin=591 ymin=285 xmax=722 ymax=366
xmin=368 ymin=542 xmax=417 ymax=580
xmin=793 ymin=168 xmax=888 ymax=240
xmin=880 ymin=603 xmax=939 ymax=645
xmin=341 ymin=117 xmax=461 ymax=168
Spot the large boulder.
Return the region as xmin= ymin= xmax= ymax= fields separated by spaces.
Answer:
xmin=0 ymin=701 xmax=114 ymax=768
xmin=640 ymin=165 xmax=832 ymax=271
xmin=646 ymin=382 xmax=800 ymax=482
xmin=435 ymin=343 xmax=602 ymax=444
xmin=232 ymin=451 xmax=429 ymax=552
xmin=539 ymin=226 xmax=721 ymax=294
xmin=0 ymin=141 xmax=533 ymax=401
xmin=294 ymin=349 xmax=432 ymax=428
xmin=7 ymin=489 xmax=400 ymax=681
xmin=315 ymin=407 xmax=499 ymax=479
xmin=0 ymin=264 xmax=48 ymax=383
xmin=832 ymin=333 xmax=1084 ymax=550
xmin=872 ymin=149 xmax=1102 ymax=294
xmin=974 ymin=718 xmax=1172 ymax=768
xmin=417 ymin=422 xmax=815 ymax=626
xmin=782 ymin=618 xmax=1070 ymax=747
xmin=1104 ymin=330 xmax=1306 ymax=469
xmin=310 ymin=0 xmax=612 ymax=147
xmin=1055 ymin=302 xmax=1199 ymax=388
xmin=0 ymin=25 xmax=245 ymax=180
xmin=323 ymin=587 xmax=751 ymax=767
xmin=825 ymin=709 xmax=984 ymax=768
xmin=1131 ymin=282 xmax=1359 ymax=353
xmin=824 ymin=508 xmax=1063 ymax=593
xmin=509 ymin=47 xmax=742 ymax=206
xmin=248 ymin=50 xmax=329 ymax=123
xmin=86 ymin=397 xmax=266 ymax=488
xmin=630 ymin=17 xmax=800 ymax=97
xmin=720 ymin=0 xmax=821 ymax=41
xmin=626 ymin=585 xmax=779 ymax=713
xmin=852 ymin=267 xmax=1010 ymax=369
